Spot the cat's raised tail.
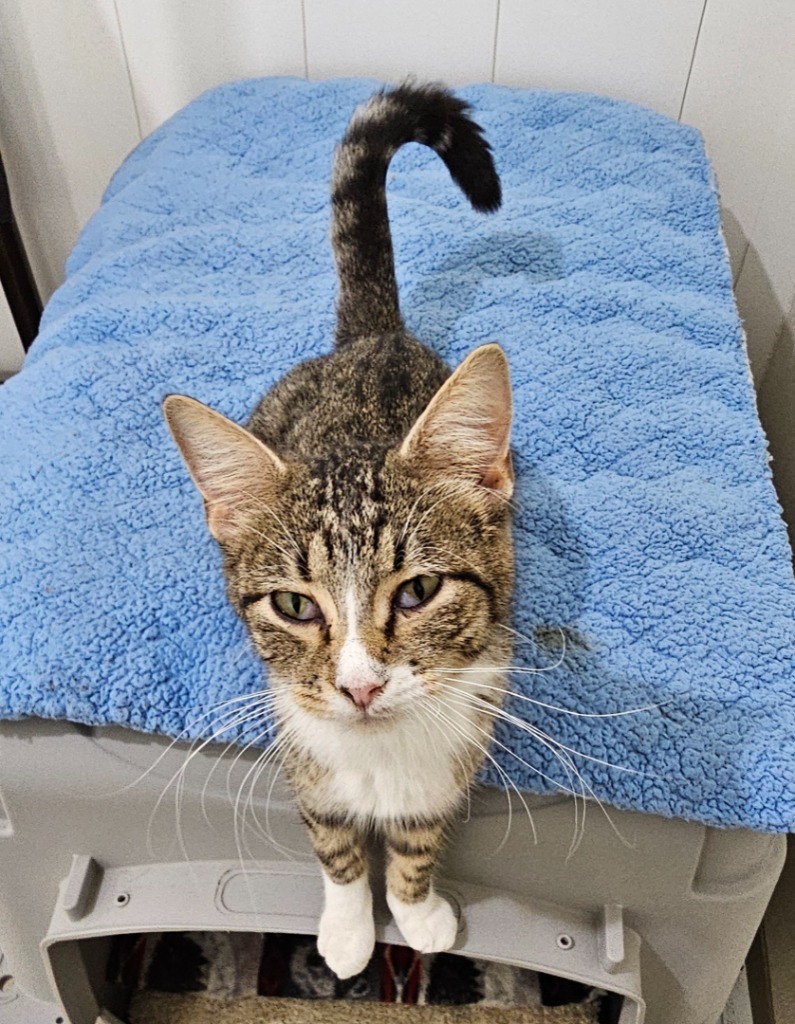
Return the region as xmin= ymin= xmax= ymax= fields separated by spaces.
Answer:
xmin=332 ymin=83 xmax=502 ymax=347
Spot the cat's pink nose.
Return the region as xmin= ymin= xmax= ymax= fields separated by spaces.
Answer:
xmin=341 ymin=682 xmax=384 ymax=709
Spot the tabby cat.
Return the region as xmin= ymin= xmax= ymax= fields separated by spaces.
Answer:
xmin=164 ymin=83 xmax=514 ymax=979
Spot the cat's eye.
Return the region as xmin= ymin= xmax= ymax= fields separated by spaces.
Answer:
xmin=395 ymin=574 xmax=442 ymax=610
xmin=272 ymin=591 xmax=323 ymax=622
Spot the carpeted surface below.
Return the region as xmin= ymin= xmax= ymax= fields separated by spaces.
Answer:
xmin=129 ymin=993 xmax=598 ymax=1024
xmin=115 ymin=932 xmax=615 ymax=1024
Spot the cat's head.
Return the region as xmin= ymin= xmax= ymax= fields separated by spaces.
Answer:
xmin=164 ymin=344 xmax=514 ymax=728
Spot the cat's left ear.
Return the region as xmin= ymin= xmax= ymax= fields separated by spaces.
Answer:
xmin=163 ymin=394 xmax=286 ymax=543
xmin=399 ymin=343 xmax=513 ymax=498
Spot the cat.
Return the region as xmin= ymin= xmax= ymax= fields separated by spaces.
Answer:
xmin=163 ymin=83 xmax=514 ymax=980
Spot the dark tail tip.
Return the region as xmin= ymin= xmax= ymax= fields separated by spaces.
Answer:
xmin=387 ymin=82 xmax=502 ymax=214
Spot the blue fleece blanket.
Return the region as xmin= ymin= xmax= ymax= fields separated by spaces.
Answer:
xmin=2 ymin=78 xmax=794 ymax=832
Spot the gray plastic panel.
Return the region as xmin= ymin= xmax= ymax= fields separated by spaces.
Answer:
xmin=0 ymin=950 xmax=63 ymax=1024
xmin=43 ymin=858 xmax=644 ymax=1024
xmin=0 ymin=719 xmax=785 ymax=1024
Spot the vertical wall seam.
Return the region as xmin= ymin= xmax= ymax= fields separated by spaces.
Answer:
xmin=111 ymin=0 xmax=144 ymax=141
xmin=301 ymin=0 xmax=310 ymax=79
xmin=491 ymin=0 xmax=502 ymax=83
xmin=733 ymin=121 xmax=790 ymax=290
xmin=678 ymin=0 xmax=710 ymax=122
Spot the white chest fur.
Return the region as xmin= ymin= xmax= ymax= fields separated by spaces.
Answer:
xmin=276 ymin=694 xmax=494 ymax=823
xmin=273 ymin=662 xmax=504 ymax=824
xmin=292 ymin=709 xmax=468 ymax=821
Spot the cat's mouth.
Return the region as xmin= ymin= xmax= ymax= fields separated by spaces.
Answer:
xmin=340 ymin=701 xmax=395 ymax=725
xmin=332 ymin=689 xmax=409 ymax=727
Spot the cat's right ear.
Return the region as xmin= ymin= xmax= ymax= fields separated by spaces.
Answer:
xmin=163 ymin=395 xmax=286 ymax=544
xmin=398 ymin=344 xmax=513 ymax=500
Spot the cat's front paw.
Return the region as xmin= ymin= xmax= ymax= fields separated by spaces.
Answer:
xmin=317 ymin=905 xmax=376 ymax=978
xmin=387 ymin=888 xmax=459 ymax=954
xmin=317 ymin=870 xmax=375 ymax=979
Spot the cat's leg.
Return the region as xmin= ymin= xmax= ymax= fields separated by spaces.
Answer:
xmin=302 ymin=809 xmax=374 ymax=979
xmin=384 ymin=819 xmax=459 ymax=953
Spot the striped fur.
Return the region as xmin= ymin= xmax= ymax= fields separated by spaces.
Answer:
xmin=332 ymin=83 xmax=501 ymax=347
xmin=163 ymin=84 xmax=512 ymax=980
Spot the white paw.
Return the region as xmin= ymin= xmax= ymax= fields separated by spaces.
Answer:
xmin=388 ymin=889 xmax=459 ymax=954
xmin=317 ymin=873 xmax=375 ymax=979
xmin=317 ymin=907 xmax=375 ymax=978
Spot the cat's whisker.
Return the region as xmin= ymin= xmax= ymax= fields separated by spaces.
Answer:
xmin=427 ymin=697 xmax=537 ymax=852
xmin=199 ymin=696 xmax=281 ymax=829
xmin=450 ymin=683 xmax=649 ymax=854
xmin=437 ymin=692 xmax=584 ymax=855
xmin=232 ymin=515 xmax=299 ymax=567
xmin=235 ymin=735 xmax=288 ymax=862
xmin=403 ymin=477 xmax=491 ymax=552
xmin=440 ymin=683 xmax=650 ymax=778
xmin=229 ymin=728 xmax=278 ymax=922
xmin=235 ymin=746 xmax=271 ymax=861
xmin=416 ymin=697 xmax=473 ymax=823
xmin=149 ymin=698 xmax=270 ymax=832
xmin=174 ymin=701 xmax=276 ymax=851
xmin=439 ymin=673 xmax=666 ymax=719
xmin=414 ymin=538 xmax=493 ymax=584
xmin=398 ymin=489 xmax=428 ymax=547
xmin=224 ymin=708 xmax=282 ymax=811
xmin=425 ymin=699 xmax=514 ymax=851
xmin=403 ymin=473 xmax=503 ymax=551
xmin=263 ymin=734 xmax=308 ymax=859
xmin=239 ymin=728 xmax=304 ymax=859
xmin=435 ymin=649 xmax=566 ymax=675
xmin=471 ymin=481 xmax=518 ymax=513
xmin=237 ymin=491 xmax=304 ymax=557
xmin=519 ymin=720 xmax=637 ymax=855
xmin=247 ymin=704 xmax=319 ymax=856
xmin=145 ymin=699 xmax=269 ymax=863
xmin=237 ymin=731 xmax=302 ymax=866
xmin=439 ymin=473 xmax=516 ymax=511
xmin=231 ymin=636 xmax=259 ymax=666
xmin=103 ymin=688 xmax=275 ymax=797
xmin=403 ymin=489 xmax=460 ymax=549
xmin=498 ymin=622 xmax=571 ymax=659
xmin=438 ymin=694 xmax=581 ymax=804
xmin=440 ymin=687 xmax=636 ymax=856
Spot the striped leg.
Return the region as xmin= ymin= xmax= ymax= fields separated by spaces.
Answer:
xmin=384 ymin=819 xmax=458 ymax=954
xmin=302 ymin=810 xmax=374 ymax=979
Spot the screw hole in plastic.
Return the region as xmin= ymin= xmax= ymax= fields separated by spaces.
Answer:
xmin=115 ymin=892 xmax=130 ymax=907
xmin=556 ymin=933 xmax=575 ymax=950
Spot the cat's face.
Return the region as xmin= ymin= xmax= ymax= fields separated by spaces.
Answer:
xmin=222 ymin=453 xmax=513 ymax=725
xmin=164 ymin=344 xmax=514 ymax=729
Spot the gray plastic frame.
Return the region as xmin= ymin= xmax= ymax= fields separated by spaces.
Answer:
xmin=0 ymin=718 xmax=785 ymax=1024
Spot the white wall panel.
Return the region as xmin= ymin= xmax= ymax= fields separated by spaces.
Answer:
xmin=681 ymin=0 xmax=795 ymax=283
xmin=116 ymin=0 xmax=307 ymax=137
xmin=732 ymin=97 xmax=795 ymax=382
xmin=495 ymin=0 xmax=706 ymax=119
xmin=0 ymin=0 xmax=140 ymax=301
xmin=304 ymin=0 xmax=498 ymax=85
xmin=681 ymin=0 xmax=795 ymax=381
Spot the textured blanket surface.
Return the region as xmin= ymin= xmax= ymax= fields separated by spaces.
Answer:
xmin=2 ymin=78 xmax=794 ymax=831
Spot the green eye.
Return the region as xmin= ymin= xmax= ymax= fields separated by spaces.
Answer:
xmin=272 ymin=591 xmax=322 ymax=622
xmin=395 ymin=574 xmax=441 ymax=610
